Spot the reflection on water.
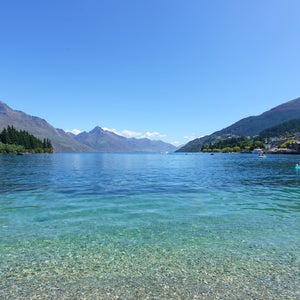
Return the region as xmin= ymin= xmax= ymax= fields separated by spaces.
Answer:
xmin=0 ymin=153 xmax=299 ymax=299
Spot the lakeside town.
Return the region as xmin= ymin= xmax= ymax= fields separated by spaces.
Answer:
xmin=199 ymin=133 xmax=300 ymax=154
xmin=264 ymin=135 xmax=300 ymax=154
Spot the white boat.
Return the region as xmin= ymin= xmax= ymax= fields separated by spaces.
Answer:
xmin=252 ymin=148 xmax=263 ymax=154
xmin=258 ymin=150 xmax=266 ymax=158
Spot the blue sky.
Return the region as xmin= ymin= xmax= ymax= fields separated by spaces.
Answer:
xmin=0 ymin=0 xmax=300 ymax=146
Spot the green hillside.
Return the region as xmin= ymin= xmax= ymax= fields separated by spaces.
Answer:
xmin=258 ymin=118 xmax=300 ymax=139
xmin=177 ymin=97 xmax=300 ymax=152
xmin=0 ymin=125 xmax=53 ymax=154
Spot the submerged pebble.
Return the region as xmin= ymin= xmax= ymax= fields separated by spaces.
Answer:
xmin=1 ymin=153 xmax=299 ymax=299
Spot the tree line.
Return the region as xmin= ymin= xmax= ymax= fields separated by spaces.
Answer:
xmin=258 ymin=118 xmax=300 ymax=139
xmin=0 ymin=125 xmax=53 ymax=154
xmin=200 ymin=118 xmax=300 ymax=153
xmin=201 ymin=135 xmax=264 ymax=153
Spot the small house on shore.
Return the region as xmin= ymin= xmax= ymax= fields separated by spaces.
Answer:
xmin=288 ymin=141 xmax=300 ymax=152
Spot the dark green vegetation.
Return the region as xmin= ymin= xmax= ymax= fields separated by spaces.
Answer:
xmin=0 ymin=125 xmax=53 ymax=154
xmin=201 ymin=118 xmax=300 ymax=153
xmin=0 ymin=101 xmax=94 ymax=152
xmin=0 ymin=101 xmax=176 ymax=153
xmin=201 ymin=135 xmax=264 ymax=153
xmin=213 ymin=97 xmax=300 ymax=137
xmin=1 ymin=96 xmax=300 ymax=153
xmin=258 ymin=118 xmax=300 ymax=139
xmin=178 ymin=97 xmax=300 ymax=152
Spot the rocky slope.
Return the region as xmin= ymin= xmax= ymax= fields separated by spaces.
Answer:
xmin=0 ymin=101 xmax=176 ymax=153
xmin=74 ymin=126 xmax=177 ymax=152
xmin=0 ymin=101 xmax=93 ymax=152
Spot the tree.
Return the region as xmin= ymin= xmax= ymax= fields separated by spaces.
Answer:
xmin=280 ymin=139 xmax=296 ymax=148
xmin=0 ymin=126 xmax=53 ymax=154
xmin=252 ymin=140 xmax=265 ymax=149
xmin=0 ymin=128 xmax=10 ymax=144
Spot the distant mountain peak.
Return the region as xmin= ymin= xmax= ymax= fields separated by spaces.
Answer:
xmin=90 ymin=126 xmax=104 ymax=133
xmin=0 ymin=101 xmax=12 ymax=112
xmin=0 ymin=100 xmax=177 ymax=153
xmin=74 ymin=126 xmax=176 ymax=152
xmin=269 ymin=97 xmax=300 ymax=112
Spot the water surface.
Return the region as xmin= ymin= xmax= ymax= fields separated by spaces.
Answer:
xmin=0 ymin=153 xmax=299 ymax=299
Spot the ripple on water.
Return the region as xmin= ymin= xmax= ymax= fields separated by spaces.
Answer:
xmin=0 ymin=153 xmax=299 ymax=299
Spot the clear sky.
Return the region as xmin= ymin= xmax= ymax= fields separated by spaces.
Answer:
xmin=0 ymin=0 xmax=300 ymax=146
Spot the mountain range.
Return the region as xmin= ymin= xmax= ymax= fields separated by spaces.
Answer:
xmin=0 ymin=101 xmax=176 ymax=153
xmin=1 ymin=97 xmax=300 ymax=153
xmin=0 ymin=101 xmax=92 ymax=152
xmin=177 ymin=97 xmax=300 ymax=152
xmin=70 ymin=126 xmax=176 ymax=153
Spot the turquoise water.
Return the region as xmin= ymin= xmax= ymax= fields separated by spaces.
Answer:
xmin=0 ymin=153 xmax=299 ymax=299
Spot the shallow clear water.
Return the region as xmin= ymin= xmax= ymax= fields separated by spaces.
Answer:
xmin=0 ymin=153 xmax=299 ymax=299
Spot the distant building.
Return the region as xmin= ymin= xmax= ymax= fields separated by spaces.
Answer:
xmin=288 ymin=141 xmax=300 ymax=152
xmin=252 ymin=148 xmax=263 ymax=154
xmin=264 ymin=143 xmax=272 ymax=150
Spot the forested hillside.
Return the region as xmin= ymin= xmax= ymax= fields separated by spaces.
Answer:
xmin=258 ymin=118 xmax=300 ymax=139
xmin=0 ymin=125 xmax=53 ymax=154
xmin=178 ymin=97 xmax=300 ymax=152
xmin=0 ymin=101 xmax=93 ymax=152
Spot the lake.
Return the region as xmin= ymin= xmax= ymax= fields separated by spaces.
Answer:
xmin=0 ymin=153 xmax=299 ymax=299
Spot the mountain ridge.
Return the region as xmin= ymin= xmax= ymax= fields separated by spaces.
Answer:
xmin=0 ymin=101 xmax=176 ymax=153
xmin=178 ymin=97 xmax=300 ymax=152
xmin=74 ymin=126 xmax=177 ymax=152
xmin=0 ymin=101 xmax=93 ymax=152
